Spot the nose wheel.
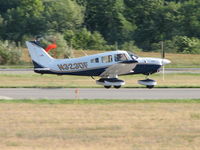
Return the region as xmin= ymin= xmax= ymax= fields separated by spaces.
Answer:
xmin=146 ymin=85 xmax=154 ymax=89
xmin=138 ymin=78 xmax=157 ymax=89
xmin=104 ymin=85 xmax=111 ymax=89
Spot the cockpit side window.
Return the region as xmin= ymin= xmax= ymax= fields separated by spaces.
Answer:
xmin=90 ymin=58 xmax=99 ymax=63
xmin=114 ymin=54 xmax=128 ymax=62
xmin=101 ymin=55 xmax=113 ymax=63
xmin=95 ymin=58 xmax=99 ymax=63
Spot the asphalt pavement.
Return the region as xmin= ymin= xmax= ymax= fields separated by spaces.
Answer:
xmin=0 ymin=88 xmax=199 ymax=100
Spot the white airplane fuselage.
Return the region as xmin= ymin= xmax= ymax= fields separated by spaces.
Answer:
xmin=33 ymin=50 xmax=169 ymax=76
xmin=26 ymin=41 xmax=171 ymax=88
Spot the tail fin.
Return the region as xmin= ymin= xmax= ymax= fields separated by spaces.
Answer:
xmin=26 ymin=41 xmax=54 ymax=69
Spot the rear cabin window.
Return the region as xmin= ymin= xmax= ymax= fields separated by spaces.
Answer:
xmin=101 ymin=55 xmax=113 ymax=63
xmin=90 ymin=58 xmax=99 ymax=63
xmin=114 ymin=54 xmax=128 ymax=62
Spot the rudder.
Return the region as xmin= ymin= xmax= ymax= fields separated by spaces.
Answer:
xmin=26 ymin=41 xmax=54 ymax=68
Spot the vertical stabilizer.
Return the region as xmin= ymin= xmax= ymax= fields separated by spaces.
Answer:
xmin=26 ymin=41 xmax=54 ymax=68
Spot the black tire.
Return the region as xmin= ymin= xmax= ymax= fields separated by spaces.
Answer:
xmin=104 ymin=85 xmax=111 ymax=89
xmin=146 ymin=85 xmax=154 ymax=89
xmin=114 ymin=86 xmax=121 ymax=89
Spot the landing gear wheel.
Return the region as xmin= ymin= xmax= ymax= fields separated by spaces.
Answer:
xmin=104 ymin=85 xmax=111 ymax=89
xmin=146 ymin=85 xmax=154 ymax=89
xmin=114 ymin=85 xmax=121 ymax=89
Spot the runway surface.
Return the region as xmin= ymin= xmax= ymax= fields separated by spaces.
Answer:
xmin=0 ymin=88 xmax=200 ymax=100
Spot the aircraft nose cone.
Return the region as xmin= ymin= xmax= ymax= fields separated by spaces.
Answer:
xmin=162 ymin=59 xmax=171 ymax=65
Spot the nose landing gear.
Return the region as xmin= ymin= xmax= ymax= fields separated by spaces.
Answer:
xmin=138 ymin=78 xmax=157 ymax=89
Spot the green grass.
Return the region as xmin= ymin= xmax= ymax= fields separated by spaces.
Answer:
xmin=0 ymin=65 xmax=32 ymax=69
xmin=0 ymin=99 xmax=200 ymax=150
xmin=0 ymin=72 xmax=200 ymax=88
xmin=0 ymin=99 xmax=200 ymax=104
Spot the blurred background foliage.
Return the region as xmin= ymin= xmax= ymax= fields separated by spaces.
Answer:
xmin=0 ymin=0 xmax=200 ymax=64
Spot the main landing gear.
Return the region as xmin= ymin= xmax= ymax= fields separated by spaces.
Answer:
xmin=104 ymin=85 xmax=121 ymax=89
xmin=95 ymin=76 xmax=157 ymax=89
xmin=96 ymin=78 xmax=125 ymax=89
xmin=104 ymin=85 xmax=111 ymax=89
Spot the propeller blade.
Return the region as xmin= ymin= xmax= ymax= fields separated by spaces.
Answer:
xmin=161 ymin=41 xmax=165 ymax=59
xmin=161 ymin=41 xmax=165 ymax=80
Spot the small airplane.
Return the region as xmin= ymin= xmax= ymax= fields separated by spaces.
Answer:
xmin=26 ymin=41 xmax=171 ymax=89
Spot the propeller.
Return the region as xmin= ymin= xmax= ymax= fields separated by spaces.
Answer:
xmin=161 ymin=41 xmax=165 ymax=81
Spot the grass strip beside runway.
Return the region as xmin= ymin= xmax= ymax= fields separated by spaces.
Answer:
xmin=0 ymin=99 xmax=200 ymax=104
xmin=0 ymin=100 xmax=200 ymax=150
xmin=0 ymin=73 xmax=200 ymax=88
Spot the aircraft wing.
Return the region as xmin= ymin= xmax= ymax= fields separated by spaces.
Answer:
xmin=100 ymin=60 xmax=137 ymax=78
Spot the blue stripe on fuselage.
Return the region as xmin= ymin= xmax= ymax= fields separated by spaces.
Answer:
xmin=34 ymin=67 xmax=107 ymax=76
xmin=34 ymin=63 xmax=161 ymax=76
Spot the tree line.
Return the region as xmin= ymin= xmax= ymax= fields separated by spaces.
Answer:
xmin=0 ymin=0 xmax=200 ymax=64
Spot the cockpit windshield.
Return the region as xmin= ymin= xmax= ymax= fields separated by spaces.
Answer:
xmin=127 ymin=51 xmax=138 ymax=60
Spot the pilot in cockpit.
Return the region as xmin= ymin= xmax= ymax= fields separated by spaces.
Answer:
xmin=115 ymin=54 xmax=126 ymax=62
